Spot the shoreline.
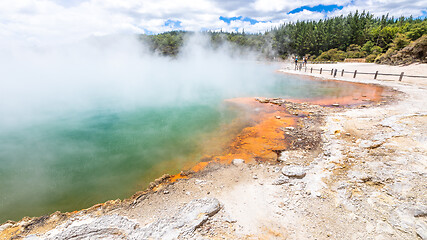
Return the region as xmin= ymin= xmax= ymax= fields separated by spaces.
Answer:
xmin=1 ymin=63 xmax=426 ymax=239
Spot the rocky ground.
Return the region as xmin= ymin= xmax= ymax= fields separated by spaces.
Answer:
xmin=1 ymin=63 xmax=426 ymax=240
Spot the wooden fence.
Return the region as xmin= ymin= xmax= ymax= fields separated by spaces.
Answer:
xmin=294 ymin=64 xmax=427 ymax=81
xmin=309 ymin=61 xmax=338 ymax=64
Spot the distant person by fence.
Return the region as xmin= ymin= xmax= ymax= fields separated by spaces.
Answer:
xmin=294 ymin=56 xmax=298 ymax=70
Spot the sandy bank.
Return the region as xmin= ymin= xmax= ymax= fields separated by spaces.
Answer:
xmin=1 ymin=63 xmax=426 ymax=240
xmin=288 ymin=62 xmax=427 ymax=86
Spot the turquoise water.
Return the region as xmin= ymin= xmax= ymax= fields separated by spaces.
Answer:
xmin=0 ymin=104 xmax=236 ymax=221
xmin=0 ymin=68 xmax=366 ymax=222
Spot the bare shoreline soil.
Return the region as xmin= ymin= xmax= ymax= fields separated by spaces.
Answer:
xmin=1 ymin=63 xmax=426 ymax=240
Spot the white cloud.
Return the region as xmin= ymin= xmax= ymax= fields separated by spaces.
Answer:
xmin=0 ymin=0 xmax=425 ymax=45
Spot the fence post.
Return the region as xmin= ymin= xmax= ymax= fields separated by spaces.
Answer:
xmin=320 ymin=68 xmax=322 ymax=74
xmin=310 ymin=67 xmax=313 ymax=73
xmin=374 ymin=71 xmax=378 ymax=79
xmin=353 ymin=70 xmax=357 ymax=78
xmin=341 ymin=69 xmax=344 ymax=76
xmin=334 ymin=69 xmax=337 ymax=77
xmin=330 ymin=69 xmax=333 ymax=75
xmin=399 ymin=72 xmax=404 ymax=81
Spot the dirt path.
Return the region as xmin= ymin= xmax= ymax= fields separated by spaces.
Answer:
xmin=1 ymin=63 xmax=426 ymax=240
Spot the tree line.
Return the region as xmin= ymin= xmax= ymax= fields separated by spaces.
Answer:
xmin=139 ymin=11 xmax=427 ymax=62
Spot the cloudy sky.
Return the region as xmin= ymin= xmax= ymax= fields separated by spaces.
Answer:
xmin=0 ymin=0 xmax=426 ymax=45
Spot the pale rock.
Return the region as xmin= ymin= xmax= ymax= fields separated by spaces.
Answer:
xmin=0 ymin=223 xmax=13 ymax=232
xmin=232 ymin=159 xmax=245 ymax=166
xmin=140 ymin=198 xmax=221 ymax=239
xmin=195 ymin=179 xmax=207 ymax=185
xmin=278 ymin=152 xmax=288 ymax=162
xmin=359 ymin=140 xmax=384 ymax=149
xmin=415 ymin=220 xmax=427 ymax=240
xmin=282 ymin=165 xmax=306 ymax=178
xmin=272 ymin=175 xmax=290 ymax=185
xmin=224 ymin=217 xmax=237 ymax=223
xmin=27 ymin=198 xmax=221 ymax=240
xmin=26 ymin=215 xmax=140 ymax=240
xmin=390 ymin=206 xmax=416 ymax=233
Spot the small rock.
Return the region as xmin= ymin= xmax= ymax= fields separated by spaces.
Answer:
xmin=253 ymin=175 xmax=258 ymax=179
xmin=224 ymin=217 xmax=237 ymax=223
xmin=232 ymin=159 xmax=245 ymax=166
xmin=275 ymin=116 xmax=281 ymax=119
xmin=0 ymin=223 xmax=13 ymax=232
xmin=285 ymin=126 xmax=295 ymax=131
xmin=163 ymin=190 xmax=169 ymax=194
xmin=416 ymin=220 xmax=427 ymax=240
xmin=332 ymin=103 xmax=340 ymax=107
xmin=195 ymin=180 xmax=207 ymax=185
xmin=359 ymin=140 xmax=384 ymax=149
xmin=272 ymin=175 xmax=290 ymax=185
xmin=278 ymin=152 xmax=288 ymax=162
xmin=282 ymin=165 xmax=306 ymax=178
xmin=414 ymin=207 xmax=427 ymax=217
xmin=258 ymin=98 xmax=270 ymax=103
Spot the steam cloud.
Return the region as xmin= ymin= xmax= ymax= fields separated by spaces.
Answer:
xmin=0 ymin=34 xmax=286 ymax=222
xmin=0 ymin=34 xmax=278 ymax=132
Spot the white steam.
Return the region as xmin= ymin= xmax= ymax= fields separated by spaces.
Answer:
xmin=0 ymin=34 xmax=278 ymax=131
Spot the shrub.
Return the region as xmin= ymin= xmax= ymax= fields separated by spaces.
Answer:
xmin=371 ymin=46 xmax=383 ymax=55
xmin=375 ymin=48 xmax=398 ymax=64
xmin=315 ymin=48 xmax=346 ymax=61
xmin=366 ymin=54 xmax=377 ymax=63
xmin=362 ymin=41 xmax=375 ymax=54
xmin=390 ymin=33 xmax=411 ymax=51
xmin=346 ymin=44 xmax=366 ymax=58
xmin=406 ymin=22 xmax=427 ymax=40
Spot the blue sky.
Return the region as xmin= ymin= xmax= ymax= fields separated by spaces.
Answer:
xmin=288 ymin=4 xmax=344 ymax=14
xmin=164 ymin=20 xmax=182 ymax=29
xmin=0 ymin=0 xmax=426 ymax=44
xmin=220 ymin=16 xmax=261 ymax=25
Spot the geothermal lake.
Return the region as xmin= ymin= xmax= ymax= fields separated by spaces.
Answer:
xmin=0 ymin=62 xmax=380 ymax=222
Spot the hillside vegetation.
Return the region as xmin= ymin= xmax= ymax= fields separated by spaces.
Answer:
xmin=375 ymin=34 xmax=427 ymax=65
xmin=139 ymin=12 xmax=426 ymax=64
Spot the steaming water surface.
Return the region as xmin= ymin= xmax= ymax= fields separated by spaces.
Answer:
xmin=0 ymin=41 xmax=373 ymax=222
xmin=0 ymin=70 xmax=366 ymax=222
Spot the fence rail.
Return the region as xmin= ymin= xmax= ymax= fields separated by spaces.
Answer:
xmin=295 ymin=63 xmax=427 ymax=81
xmin=309 ymin=61 xmax=338 ymax=64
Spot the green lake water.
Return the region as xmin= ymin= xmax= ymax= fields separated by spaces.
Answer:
xmin=0 ymin=69 xmax=368 ymax=222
